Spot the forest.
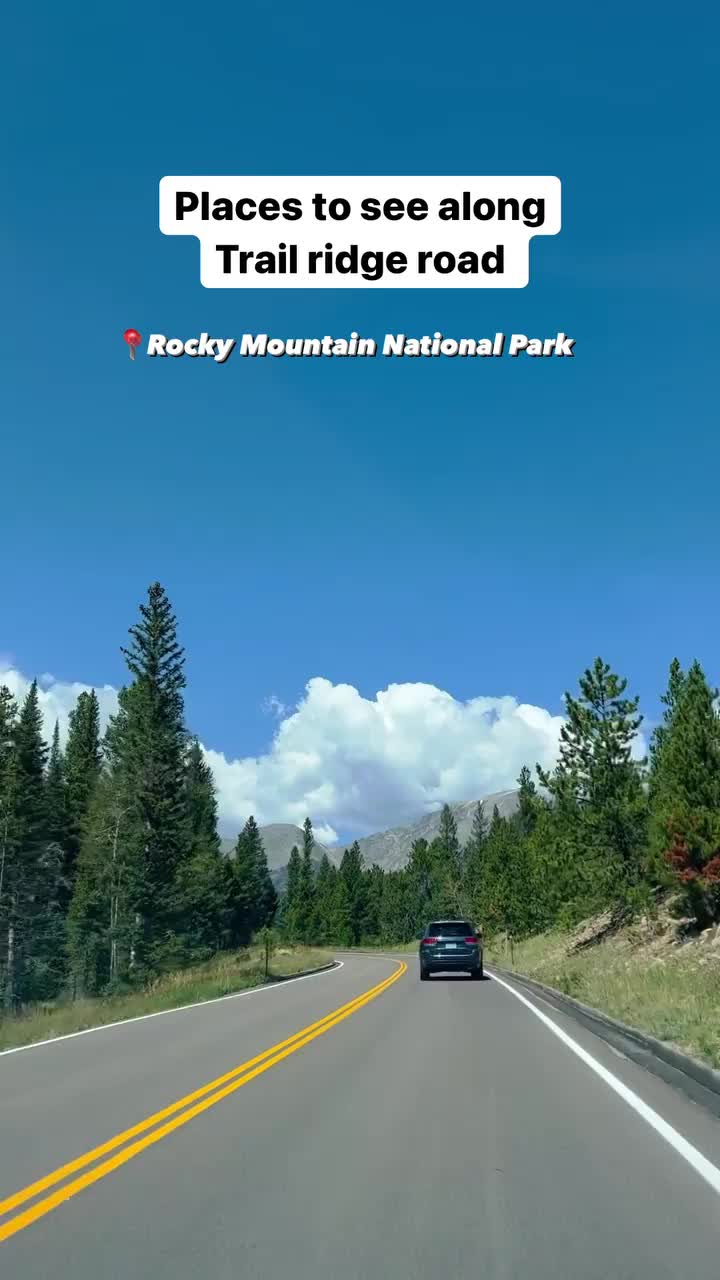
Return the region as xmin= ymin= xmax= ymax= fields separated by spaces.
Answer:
xmin=2 ymin=583 xmax=718 ymax=1011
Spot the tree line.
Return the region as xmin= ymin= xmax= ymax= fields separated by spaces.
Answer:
xmin=2 ymin=583 xmax=719 ymax=1009
xmin=280 ymin=657 xmax=720 ymax=946
xmin=0 ymin=584 xmax=276 ymax=1009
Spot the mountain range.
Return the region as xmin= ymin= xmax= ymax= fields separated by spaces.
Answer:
xmin=221 ymin=790 xmax=520 ymax=885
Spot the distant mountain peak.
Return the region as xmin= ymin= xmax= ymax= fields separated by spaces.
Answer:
xmin=221 ymin=790 xmax=519 ymax=882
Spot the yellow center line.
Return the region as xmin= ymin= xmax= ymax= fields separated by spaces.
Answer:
xmin=0 ymin=959 xmax=406 ymax=1245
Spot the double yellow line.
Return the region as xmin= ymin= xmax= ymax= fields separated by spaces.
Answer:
xmin=0 ymin=958 xmax=406 ymax=1245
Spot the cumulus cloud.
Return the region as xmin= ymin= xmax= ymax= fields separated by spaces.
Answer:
xmin=0 ymin=665 xmax=569 ymax=843
xmin=204 ymin=677 xmax=566 ymax=842
xmin=0 ymin=666 xmax=119 ymax=746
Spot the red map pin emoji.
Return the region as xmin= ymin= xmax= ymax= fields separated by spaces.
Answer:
xmin=123 ymin=328 xmax=142 ymax=360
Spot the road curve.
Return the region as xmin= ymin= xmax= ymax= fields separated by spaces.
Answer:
xmin=3 ymin=952 xmax=720 ymax=1277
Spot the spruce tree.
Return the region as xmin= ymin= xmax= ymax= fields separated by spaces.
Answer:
xmin=231 ymin=816 xmax=277 ymax=944
xmin=516 ymin=766 xmax=539 ymax=837
xmin=67 ymin=771 xmax=133 ymax=993
xmin=0 ymin=687 xmax=19 ymax=1007
xmin=651 ymin=661 xmax=720 ymax=920
xmin=107 ymin=583 xmax=191 ymax=974
xmin=312 ymin=852 xmax=334 ymax=943
xmin=176 ymin=740 xmax=230 ymax=958
xmin=434 ymin=803 xmax=463 ymax=914
xmin=297 ymin=819 xmax=316 ymax=942
xmin=406 ymin=837 xmax=438 ymax=934
xmin=538 ymin=657 xmax=648 ymax=909
xmin=281 ymin=845 xmax=302 ymax=940
xmin=649 ymin=659 xmax=686 ymax=792
xmin=45 ymin=723 xmax=67 ymax=847
xmin=340 ymin=841 xmax=366 ymax=944
xmin=9 ymin=682 xmax=63 ymax=1003
xmin=64 ymin=690 xmax=102 ymax=902
xmin=462 ymin=802 xmax=487 ymax=918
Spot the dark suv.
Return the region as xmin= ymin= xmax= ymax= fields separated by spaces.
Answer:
xmin=419 ymin=920 xmax=483 ymax=980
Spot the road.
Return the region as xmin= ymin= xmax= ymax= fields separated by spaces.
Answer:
xmin=2 ymin=952 xmax=720 ymax=1278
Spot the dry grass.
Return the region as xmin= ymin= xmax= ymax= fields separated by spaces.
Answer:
xmin=0 ymin=946 xmax=333 ymax=1052
xmin=488 ymin=923 xmax=720 ymax=1068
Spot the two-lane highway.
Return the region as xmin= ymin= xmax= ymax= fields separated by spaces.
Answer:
xmin=2 ymin=952 xmax=720 ymax=1278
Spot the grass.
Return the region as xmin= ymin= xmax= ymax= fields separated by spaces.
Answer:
xmin=0 ymin=945 xmax=333 ymax=1052
xmin=487 ymin=929 xmax=720 ymax=1068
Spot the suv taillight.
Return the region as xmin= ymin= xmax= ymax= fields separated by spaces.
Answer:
xmin=465 ymin=936 xmax=477 ymax=944
xmin=423 ymin=937 xmax=438 ymax=945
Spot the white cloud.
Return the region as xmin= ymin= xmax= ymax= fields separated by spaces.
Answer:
xmin=204 ymin=677 xmax=566 ymax=841
xmin=0 ymin=666 xmax=119 ymax=746
xmin=0 ymin=666 xmax=570 ymax=843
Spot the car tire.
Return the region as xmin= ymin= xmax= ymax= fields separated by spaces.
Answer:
xmin=420 ymin=967 xmax=429 ymax=981
xmin=471 ymin=963 xmax=484 ymax=980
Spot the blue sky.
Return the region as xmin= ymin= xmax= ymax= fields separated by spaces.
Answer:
xmin=3 ymin=6 xmax=719 ymax=834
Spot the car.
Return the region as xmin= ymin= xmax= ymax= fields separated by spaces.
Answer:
xmin=419 ymin=920 xmax=484 ymax=980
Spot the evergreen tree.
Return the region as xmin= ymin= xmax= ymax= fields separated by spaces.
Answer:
xmin=5 ymin=682 xmax=64 ymax=1004
xmin=184 ymin=738 xmax=221 ymax=856
xmin=364 ymin=863 xmax=385 ymax=941
xmin=406 ymin=837 xmax=437 ymax=934
xmin=340 ymin=841 xmax=366 ymax=943
xmin=107 ymin=583 xmax=191 ymax=975
xmin=67 ymin=771 xmax=134 ymax=994
xmin=311 ymin=852 xmax=335 ymax=943
xmin=0 ymin=688 xmax=19 ymax=1007
xmin=297 ymin=819 xmax=316 ymax=942
xmin=175 ymin=740 xmax=230 ymax=958
xmin=649 ymin=659 xmax=686 ymax=792
xmin=431 ymin=803 xmax=463 ymax=915
xmin=538 ymin=658 xmax=648 ymax=909
xmin=516 ymin=765 xmax=539 ymax=837
xmin=231 ymin=816 xmax=277 ymax=944
xmin=281 ymin=845 xmax=303 ymax=940
xmin=650 ymin=661 xmax=720 ymax=920
xmin=45 ymin=723 xmax=68 ymax=849
xmin=463 ymin=801 xmax=488 ymax=921
xmin=325 ymin=866 xmax=351 ymax=944
xmin=64 ymin=690 xmax=102 ymax=901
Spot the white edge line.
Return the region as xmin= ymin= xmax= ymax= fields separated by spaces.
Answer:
xmin=0 ymin=961 xmax=344 ymax=1059
xmin=488 ymin=967 xmax=720 ymax=1198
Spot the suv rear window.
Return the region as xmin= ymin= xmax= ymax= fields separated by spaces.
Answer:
xmin=427 ymin=922 xmax=473 ymax=937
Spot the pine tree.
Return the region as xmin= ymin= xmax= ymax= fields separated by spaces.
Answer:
xmin=107 ymin=583 xmax=191 ymax=975
xmin=175 ymin=740 xmax=230 ymax=959
xmin=326 ymin=867 xmax=351 ymax=944
xmin=463 ymin=801 xmax=488 ymax=924
xmin=650 ymin=661 xmax=720 ymax=921
xmin=67 ymin=771 xmax=134 ymax=994
xmin=184 ymin=739 xmax=221 ymax=857
xmin=434 ymin=803 xmax=463 ymax=914
xmin=281 ymin=845 xmax=303 ymax=940
xmin=7 ymin=682 xmax=59 ymax=1004
xmin=231 ymin=816 xmax=277 ymax=944
xmin=64 ymin=690 xmax=102 ymax=903
xmin=406 ymin=837 xmax=437 ymax=934
xmin=297 ymin=819 xmax=316 ymax=942
xmin=516 ymin=766 xmax=539 ymax=837
xmin=311 ymin=853 xmax=335 ymax=943
xmin=649 ymin=659 xmax=686 ymax=792
xmin=538 ymin=658 xmax=648 ymax=909
xmin=364 ymin=863 xmax=385 ymax=941
xmin=0 ymin=687 xmax=19 ymax=1007
xmin=340 ymin=841 xmax=366 ymax=944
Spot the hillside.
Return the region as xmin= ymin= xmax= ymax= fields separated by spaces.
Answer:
xmin=351 ymin=789 xmax=520 ymax=870
xmin=223 ymin=791 xmax=520 ymax=882
xmin=488 ymin=895 xmax=720 ymax=1068
xmin=220 ymin=823 xmax=333 ymax=869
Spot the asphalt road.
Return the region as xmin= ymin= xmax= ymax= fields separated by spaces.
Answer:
xmin=3 ymin=952 xmax=720 ymax=1278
